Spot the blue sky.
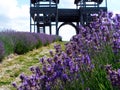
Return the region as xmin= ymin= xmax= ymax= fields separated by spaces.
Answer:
xmin=17 ymin=1 xmax=29 ymax=5
xmin=0 ymin=0 xmax=120 ymax=41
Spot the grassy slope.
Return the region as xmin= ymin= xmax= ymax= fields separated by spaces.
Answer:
xmin=0 ymin=41 xmax=66 ymax=90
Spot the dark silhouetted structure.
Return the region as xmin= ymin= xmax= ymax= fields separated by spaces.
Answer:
xmin=74 ymin=0 xmax=103 ymax=4
xmin=30 ymin=0 xmax=107 ymax=35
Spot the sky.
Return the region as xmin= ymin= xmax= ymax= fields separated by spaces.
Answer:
xmin=0 ymin=0 xmax=120 ymax=41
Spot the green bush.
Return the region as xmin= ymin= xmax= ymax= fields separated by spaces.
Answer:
xmin=0 ymin=41 xmax=5 ymax=62
xmin=14 ymin=41 xmax=29 ymax=54
xmin=0 ymin=33 xmax=14 ymax=56
xmin=13 ymin=32 xmax=38 ymax=54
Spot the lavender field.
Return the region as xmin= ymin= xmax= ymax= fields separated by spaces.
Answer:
xmin=0 ymin=11 xmax=120 ymax=90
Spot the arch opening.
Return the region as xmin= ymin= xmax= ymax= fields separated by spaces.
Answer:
xmin=58 ymin=23 xmax=77 ymax=41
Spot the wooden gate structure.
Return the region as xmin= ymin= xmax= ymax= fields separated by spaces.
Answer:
xmin=30 ymin=0 xmax=107 ymax=35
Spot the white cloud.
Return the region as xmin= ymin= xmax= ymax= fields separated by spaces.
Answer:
xmin=0 ymin=0 xmax=30 ymax=32
xmin=107 ymin=0 xmax=120 ymax=14
xmin=0 ymin=0 xmax=17 ymax=15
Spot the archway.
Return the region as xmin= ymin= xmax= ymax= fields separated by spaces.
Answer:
xmin=58 ymin=22 xmax=78 ymax=41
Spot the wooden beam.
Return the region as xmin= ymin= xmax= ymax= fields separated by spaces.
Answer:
xmin=74 ymin=0 xmax=103 ymax=4
xmin=31 ymin=0 xmax=59 ymax=4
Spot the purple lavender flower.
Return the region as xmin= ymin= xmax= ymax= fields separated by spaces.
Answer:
xmin=19 ymin=73 xmax=26 ymax=81
xmin=117 ymin=69 xmax=120 ymax=76
xmin=12 ymin=82 xmax=17 ymax=88
xmin=108 ymin=12 xmax=113 ymax=19
xmin=61 ymin=73 xmax=69 ymax=83
xmin=30 ymin=66 xmax=35 ymax=74
xmin=39 ymin=57 xmax=46 ymax=64
xmin=47 ymin=58 xmax=52 ymax=64
xmin=35 ymin=66 xmax=43 ymax=76
xmin=54 ymin=44 xmax=62 ymax=53
xmin=49 ymin=50 xmax=54 ymax=57
xmin=105 ymin=65 xmax=120 ymax=86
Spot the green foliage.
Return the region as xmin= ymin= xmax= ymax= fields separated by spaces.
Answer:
xmin=0 ymin=42 xmax=5 ymax=62
xmin=35 ymin=41 xmax=43 ymax=49
xmin=0 ymin=34 xmax=14 ymax=56
xmin=14 ymin=41 xmax=29 ymax=54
